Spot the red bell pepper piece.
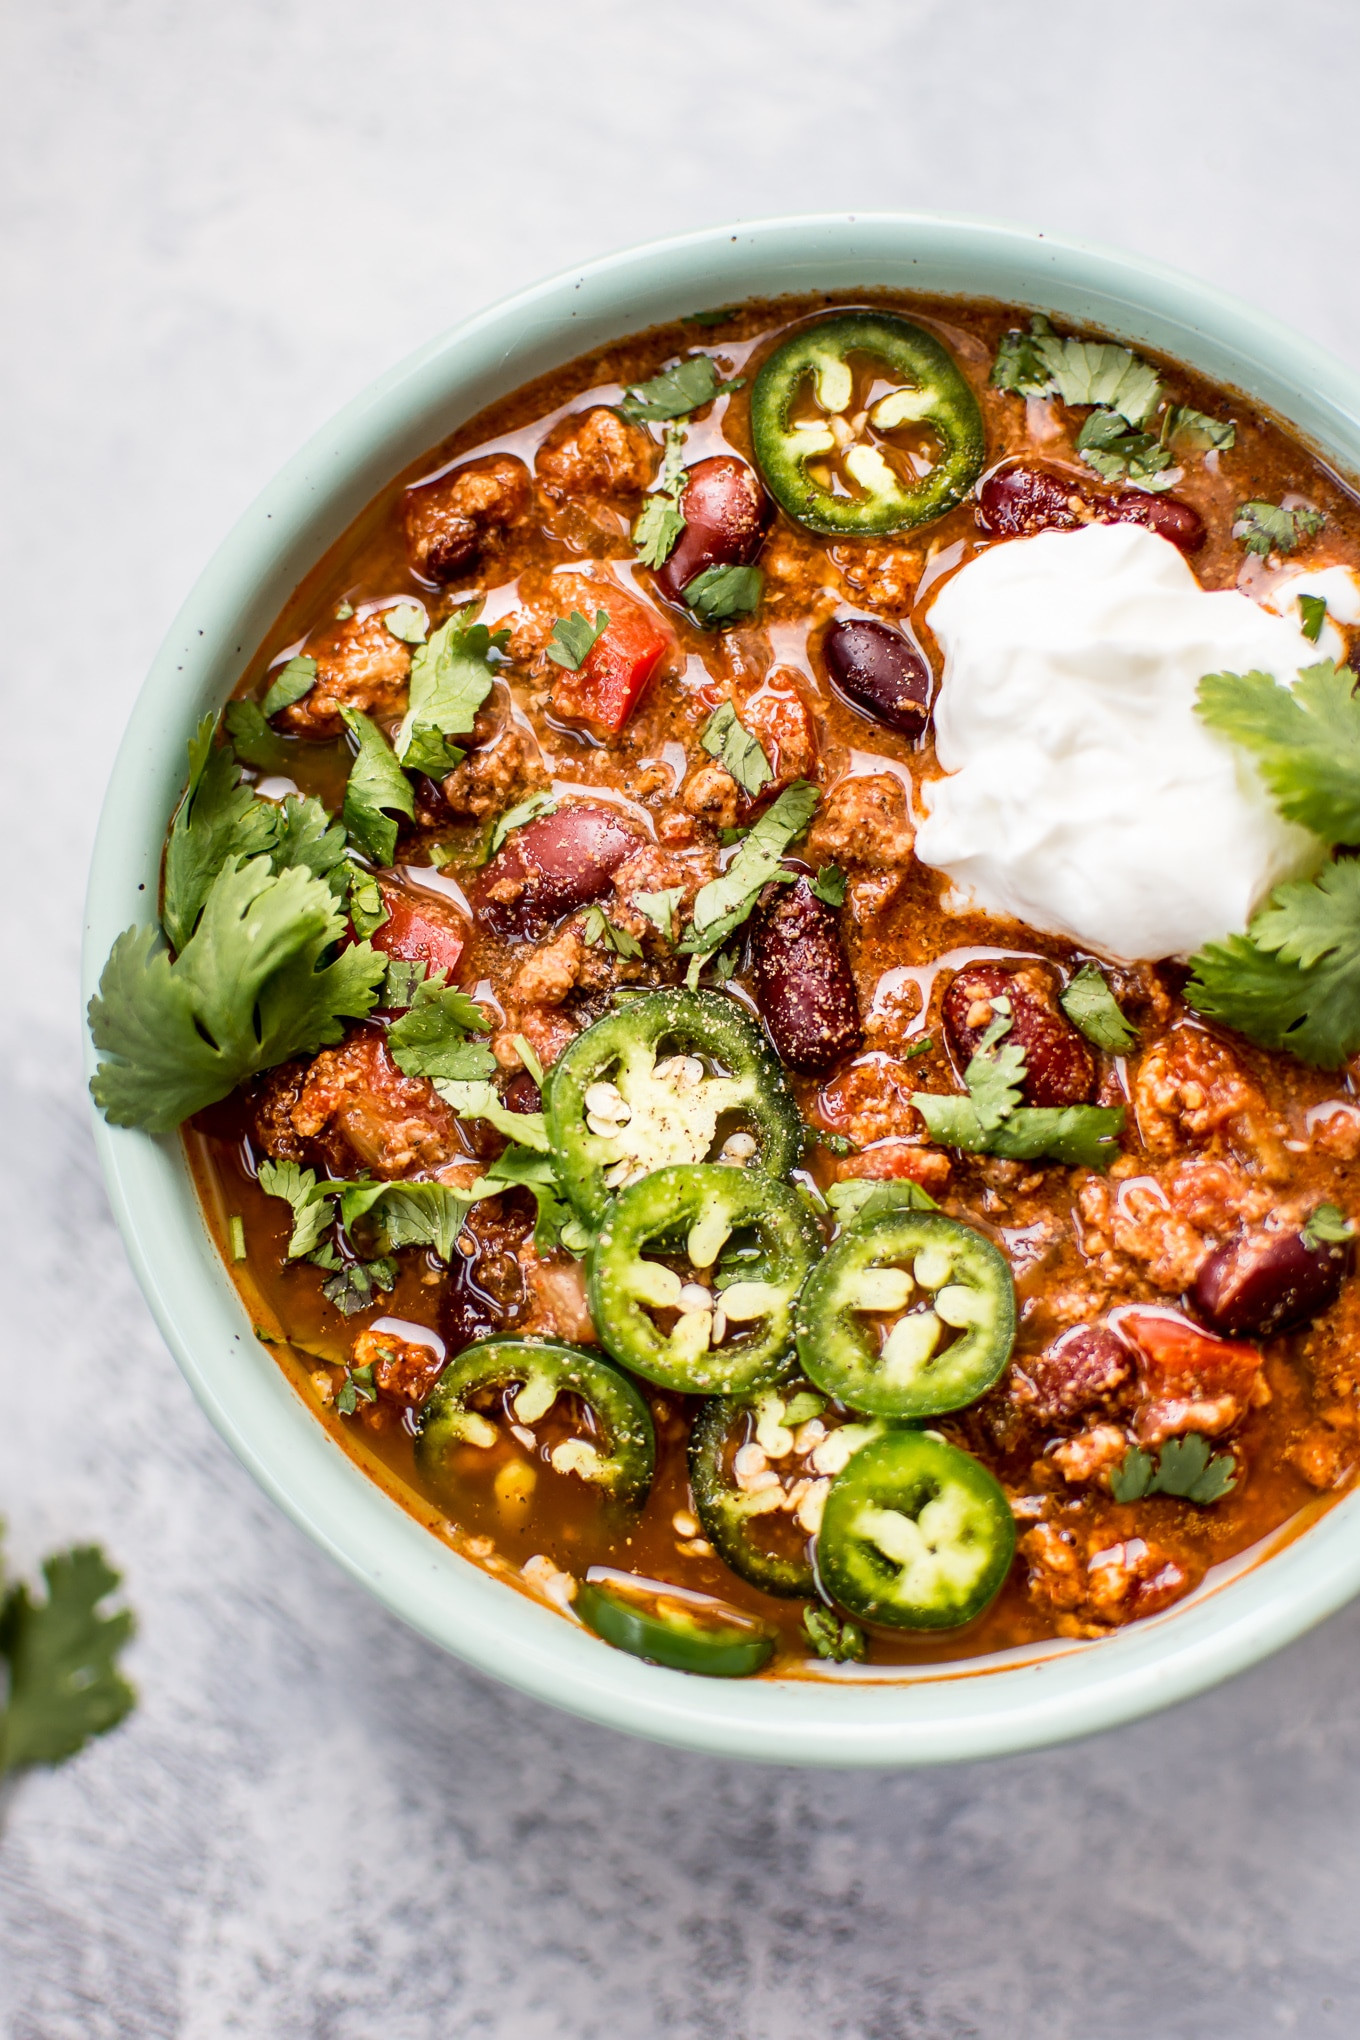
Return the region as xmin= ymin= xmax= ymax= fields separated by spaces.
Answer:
xmin=551 ymin=597 xmax=670 ymax=734
xmin=371 ymin=882 xmax=465 ymax=980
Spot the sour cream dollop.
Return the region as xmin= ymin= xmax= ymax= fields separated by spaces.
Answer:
xmin=917 ymin=521 xmax=1323 ymax=961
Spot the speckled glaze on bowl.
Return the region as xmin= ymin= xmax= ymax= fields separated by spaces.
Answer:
xmin=83 ymin=213 xmax=1360 ymax=1766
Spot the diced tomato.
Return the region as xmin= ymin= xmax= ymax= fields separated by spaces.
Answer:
xmin=551 ymin=598 xmax=671 ymax=734
xmin=1113 ymin=1309 xmax=1259 ymax=1401
xmin=371 ymin=883 xmax=465 ymax=979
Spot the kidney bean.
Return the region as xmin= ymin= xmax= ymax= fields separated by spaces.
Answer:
xmin=942 ymin=962 xmax=1096 ymax=1108
xmin=501 ymin=1070 xmax=543 ymax=1117
xmin=750 ymin=876 xmax=862 ymax=1075
xmin=1015 ymin=1323 xmax=1132 ymax=1423
xmin=656 ymin=456 xmax=771 ymax=603
xmin=1192 ymin=1228 xmax=1350 ymax=1338
xmin=822 ymin=618 xmax=932 ymax=740
xmin=473 ymin=805 xmax=642 ymax=940
xmin=1099 ymin=490 xmax=1205 ymax=554
xmin=975 ymin=463 xmax=1086 ymax=539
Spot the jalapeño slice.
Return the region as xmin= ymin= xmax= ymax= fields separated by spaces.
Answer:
xmin=689 ymin=1388 xmax=885 ymax=1597
xmin=576 ymin=1572 xmax=775 ymax=1677
xmin=544 ymin=987 xmax=803 ymax=1227
xmin=416 ymin=1336 xmax=655 ymax=1505
xmin=587 ymin=1164 xmax=821 ymax=1394
xmin=796 ymin=1208 xmax=1015 ymax=1418
xmin=750 ymin=312 xmax=985 ymax=537
xmin=818 ymin=1431 xmax=1016 ymax=1630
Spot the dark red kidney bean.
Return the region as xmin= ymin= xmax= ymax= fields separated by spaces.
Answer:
xmin=975 ymin=463 xmax=1086 ymax=539
xmin=501 ymin=1070 xmax=543 ymax=1117
xmin=822 ymin=618 xmax=932 ymax=740
xmin=473 ymin=805 xmax=641 ymax=940
xmin=750 ymin=877 xmax=862 ymax=1075
xmin=1099 ymin=491 xmax=1205 ymax=554
xmin=656 ymin=456 xmax=771 ymax=602
xmin=1015 ymin=1323 xmax=1132 ymax=1423
xmin=1192 ymin=1228 xmax=1350 ymax=1338
xmin=942 ymin=962 xmax=1096 ymax=1108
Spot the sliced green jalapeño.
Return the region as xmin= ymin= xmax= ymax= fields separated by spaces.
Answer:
xmin=587 ymin=1163 xmax=821 ymax=1394
xmin=750 ymin=312 xmax=985 ymax=537
xmin=416 ymin=1336 xmax=655 ymax=1506
xmin=544 ymin=988 xmax=802 ymax=1227
xmin=819 ymin=1431 xmax=1016 ymax=1630
xmin=689 ymin=1389 xmax=885 ymax=1597
xmin=795 ymin=1208 xmax=1015 ymax=1418
xmin=576 ymin=1572 xmax=775 ymax=1677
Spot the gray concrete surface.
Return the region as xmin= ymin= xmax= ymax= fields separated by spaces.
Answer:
xmin=3 ymin=2 xmax=1359 ymax=2031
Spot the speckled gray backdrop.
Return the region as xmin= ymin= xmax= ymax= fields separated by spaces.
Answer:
xmin=3 ymin=1 xmax=1359 ymax=2032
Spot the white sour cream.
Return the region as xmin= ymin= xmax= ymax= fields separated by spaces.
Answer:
xmin=917 ymin=521 xmax=1323 ymax=961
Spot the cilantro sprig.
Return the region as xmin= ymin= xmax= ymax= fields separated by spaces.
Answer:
xmin=1060 ymin=963 xmax=1137 ymax=1052
xmin=633 ymin=420 xmax=689 ymax=569
xmin=395 ymin=603 xmax=507 ymax=776
xmin=1110 ymin=1434 xmax=1237 ymax=1506
xmin=679 ymin=781 xmax=820 ymax=959
xmin=991 ymin=316 xmax=1161 ymax=427
xmin=0 ymin=1544 xmax=135 ymax=1775
xmin=911 ymin=1005 xmax=1125 ymax=1168
xmin=1234 ymin=500 xmax=1326 ymax=558
xmin=618 ymin=355 xmax=742 ymax=423
xmin=685 ymin=564 xmax=763 ymax=627
xmin=546 ymin=610 xmax=609 ymax=671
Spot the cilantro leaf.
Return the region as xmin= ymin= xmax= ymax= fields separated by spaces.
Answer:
xmin=802 ymin=1604 xmax=866 ymax=1663
xmin=383 ymin=602 xmax=428 ymax=645
xmin=1150 ymin=1434 xmax=1238 ymax=1504
xmin=1196 ymin=660 xmax=1360 ymax=844
xmin=1299 ymin=593 xmax=1328 ymax=644
xmin=1234 ymin=500 xmax=1326 ymax=557
xmin=336 ymin=1361 xmax=378 ymax=1412
xmin=684 ymin=564 xmax=764 ymax=627
xmin=680 ymin=781 xmax=820 ymax=953
xmin=271 ymin=793 xmax=350 ymax=888
xmin=162 ymin=717 xmax=279 ymax=950
xmin=994 ymin=317 xmax=1162 ymax=425
xmin=1162 ymin=406 xmax=1236 ymax=456
xmin=618 ymin=355 xmax=742 ymax=423
xmin=90 ymin=857 xmax=386 ymax=1131
xmin=1186 ymin=857 xmax=1360 ymax=1066
xmin=580 ymin=904 xmax=644 ymax=957
xmin=386 ymin=979 xmax=496 ymax=1081
xmin=489 ymin=791 xmax=557 ymax=856
xmin=432 ymin=1079 xmax=551 ymax=1152
xmin=546 ymin=610 xmax=609 ymax=671
xmin=1074 ymin=408 xmax=1176 ymax=491
xmin=364 ymin=1181 xmax=478 ymax=1263
xmin=257 ymin=1156 xmax=333 ymax=1258
xmin=985 ymin=1104 xmax=1126 ymax=1168
xmin=809 ymin=864 xmax=847 ymax=907
xmin=0 ymin=1546 xmax=135 ymax=1772
xmin=340 ymin=709 xmax=415 ymax=865
xmin=1109 ymin=1446 xmax=1153 ymax=1502
xmin=632 ymin=887 xmax=683 ymax=939
xmin=1302 ymin=1202 xmax=1354 ymax=1248
xmin=395 ymin=604 xmax=505 ymax=775
xmin=1060 ymin=963 xmax=1137 ymax=1052
xmin=826 ymin=1179 xmax=939 ymax=1226
xmin=683 ymin=307 xmax=738 ymax=329
xmin=261 ymin=654 xmax=319 ymax=718
xmin=346 ymin=862 xmax=389 ymax=937
xmin=633 ymin=420 xmax=688 ymax=569
xmin=222 ymin=699 xmax=292 ymax=773
xmin=312 ymin=1247 xmax=394 ymax=1316
xmin=700 ymin=701 xmax=773 ymax=797
xmin=912 ymin=1016 xmax=1125 ymax=1168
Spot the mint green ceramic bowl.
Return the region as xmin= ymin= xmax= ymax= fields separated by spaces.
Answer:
xmin=83 ymin=214 xmax=1360 ymax=1765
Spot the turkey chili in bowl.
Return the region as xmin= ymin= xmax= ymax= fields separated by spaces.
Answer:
xmin=89 ymin=293 xmax=1360 ymax=1681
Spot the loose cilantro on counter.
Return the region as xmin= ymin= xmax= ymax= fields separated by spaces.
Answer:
xmin=0 ymin=1543 xmax=135 ymax=1776
xmin=618 ymin=354 xmax=742 ymax=423
xmin=911 ymin=1008 xmax=1125 ymax=1168
xmin=700 ymin=701 xmax=773 ymax=797
xmin=633 ymin=420 xmax=689 ymax=569
xmin=340 ymin=708 xmax=415 ymax=865
xmin=685 ymin=564 xmax=763 ymax=627
xmin=1234 ymin=500 xmax=1326 ymax=557
xmin=547 ymin=609 xmax=609 ymax=671
xmin=395 ymin=604 xmax=506 ymax=776
xmin=679 ymin=780 xmax=820 ymax=958
xmin=1110 ymin=1435 xmax=1237 ymax=1506
xmin=1059 ymin=963 xmax=1137 ymax=1052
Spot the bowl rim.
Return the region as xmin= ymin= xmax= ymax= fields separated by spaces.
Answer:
xmin=83 ymin=209 xmax=1360 ymax=1767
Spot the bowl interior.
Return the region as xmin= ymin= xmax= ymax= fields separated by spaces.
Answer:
xmin=83 ymin=212 xmax=1360 ymax=1765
